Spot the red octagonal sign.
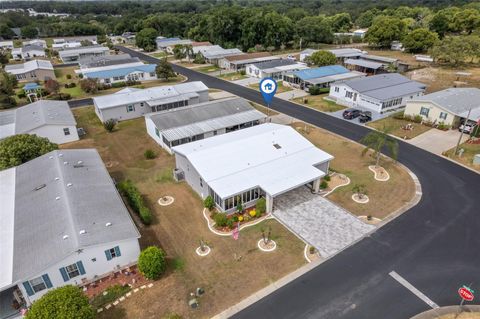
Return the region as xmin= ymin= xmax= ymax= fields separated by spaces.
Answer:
xmin=459 ymin=287 xmax=474 ymax=301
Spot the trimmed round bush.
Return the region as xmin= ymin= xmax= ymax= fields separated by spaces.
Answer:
xmin=214 ymin=212 xmax=228 ymax=227
xmin=138 ymin=246 xmax=167 ymax=280
xmin=144 ymin=149 xmax=156 ymax=159
xmin=203 ymin=195 xmax=214 ymax=210
xmin=26 ymin=285 xmax=94 ymax=319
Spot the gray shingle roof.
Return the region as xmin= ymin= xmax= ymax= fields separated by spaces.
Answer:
xmin=343 ymin=73 xmax=426 ymax=101
xmin=13 ymin=100 xmax=76 ymax=134
xmin=148 ymin=97 xmax=266 ymax=141
xmin=22 ymin=45 xmax=44 ymax=52
xmin=252 ymin=59 xmax=297 ymax=70
xmin=78 ymin=54 xmax=137 ymax=68
xmin=412 ymin=88 xmax=480 ymax=116
xmin=1 ymin=149 xmax=140 ymax=286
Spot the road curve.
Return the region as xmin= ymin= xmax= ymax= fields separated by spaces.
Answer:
xmin=118 ymin=46 xmax=480 ymax=319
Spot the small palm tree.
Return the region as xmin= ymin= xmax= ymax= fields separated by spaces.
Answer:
xmin=361 ymin=125 xmax=398 ymax=167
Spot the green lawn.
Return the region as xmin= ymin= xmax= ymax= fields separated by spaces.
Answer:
xmin=249 ymin=80 xmax=292 ymax=93
xmin=292 ymin=94 xmax=345 ymax=112
xmin=368 ymin=116 xmax=432 ymax=139
xmin=151 ymin=52 xmax=168 ymax=58
xmin=196 ymin=65 xmax=221 ymax=73
xmin=217 ymin=72 xmax=248 ymax=81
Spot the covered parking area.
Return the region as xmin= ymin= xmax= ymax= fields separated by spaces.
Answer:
xmin=273 ymin=187 xmax=375 ymax=258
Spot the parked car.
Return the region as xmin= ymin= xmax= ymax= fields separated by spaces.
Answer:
xmin=458 ymin=120 xmax=477 ymax=134
xmin=342 ymin=109 xmax=361 ymax=120
xmin=359 ymin=111 xmax=372 ymax=123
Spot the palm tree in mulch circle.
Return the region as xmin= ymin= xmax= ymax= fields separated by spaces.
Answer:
xmin=361 ymin=125 xmax=399 ymax=167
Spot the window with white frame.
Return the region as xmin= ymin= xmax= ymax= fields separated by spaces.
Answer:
xmin=420 ymin=107 xmax=429 ymax=117
xmin=65 ymin=263 xmax=80 ymax=279
xmin=439 ymin=112 xmax=448 ymax=120
xmin=29 ymin=276 xmax=47 ymax=293
xmin=126 ymin=105 xmax=134 ymax=112
xmin=63 ymin=128 xmax=70 ymax=135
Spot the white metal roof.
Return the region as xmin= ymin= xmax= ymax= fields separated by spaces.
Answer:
xmin=93 ymin=81 xmax=208 ymax=109
xmin=173 ymin=123 xmax=333 ymax=198
xmin=5 ymin=59 xmax=53 ymax=75
xmin=263 ymin=63 xmax=308 ymax=74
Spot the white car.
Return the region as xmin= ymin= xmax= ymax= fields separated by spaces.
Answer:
xmin=459 ymin=120 xmax=477 ymax=134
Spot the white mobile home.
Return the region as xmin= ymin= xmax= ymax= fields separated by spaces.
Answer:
xmin=404 ymin=88 xmax=480 ymax=127
xmin=93 ymin=82 xmax=209 ymax=122
xmin=329 ymin=73 xmax=426 ymax=113
xmin=246 ymin=59 xmax=308 ymax=79
xmin=145 ymin=97 xmax=266 ymax=154
xmin=59 ymin=45 xmax=109 ymax=63
xmin=0 ymin=100 xmax=79 ymax=144
xmin=0 ymin=149 xmax=140 ymax=318
xmin=172 ymin=123 xmax=333 ymax=214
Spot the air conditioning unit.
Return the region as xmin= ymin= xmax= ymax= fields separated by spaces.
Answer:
xmin=173 ymin=168 xmax=184 ymax=182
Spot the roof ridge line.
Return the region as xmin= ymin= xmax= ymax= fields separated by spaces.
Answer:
xmin=53 ymin=150 xmax=80 ymax=249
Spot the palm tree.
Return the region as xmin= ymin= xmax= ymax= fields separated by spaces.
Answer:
xmin=361 ymin=125 xmax=399 ymax=167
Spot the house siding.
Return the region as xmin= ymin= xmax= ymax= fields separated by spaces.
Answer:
xmin=329 ymin=83 xmax=424 ymax=113
xmin=28 ymin=124 xmax=79 ymax=144
xmin=14 ymin=69 xmax=56 ymax=82
xmin=404 ymin=101 xmax=459 ymax=127
xmin=17 ymin=238 xmax=140 ymax=305
xmin=174 ymin=153 xmax=209 ymax=198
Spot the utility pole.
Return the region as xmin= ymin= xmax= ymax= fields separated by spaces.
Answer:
xmin=455 ymin=108 xmax=472 ymax=156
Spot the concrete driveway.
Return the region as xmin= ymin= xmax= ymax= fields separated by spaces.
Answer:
xmin=406 ymin=129 xmax=462 ymax=155
xmin=276 ymin=89 xmax=308 ymax=101
xmin=273 ymin=187 xmax=375 ymax=258
xmin=232 ymin=77 xmax=260 ymax=86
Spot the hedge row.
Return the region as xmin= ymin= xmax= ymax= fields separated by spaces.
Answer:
xmin=117 ymin=180 xmax=152 ymax=225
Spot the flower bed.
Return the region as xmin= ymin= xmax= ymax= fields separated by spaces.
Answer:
xmin=210 ymin=206 xmax=265 ymax=231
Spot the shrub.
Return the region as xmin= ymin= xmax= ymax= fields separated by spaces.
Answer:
xmin=233 ymin=215 xmax=239 ymax=222
xmin=256 ymin=197 xmax=266 ymax=215
xmin=117 ymin=180 xmax=152 ymax=225
xmin=139 ymin=206 xmax=153 ymax=224
xmin=126 ymin=79 xmax=140 ymax=86
xmin=308 ymin=86 xmax=329 ymax=95
xmin=226 ymin=218 xmax=234 ymax=229
xmin=249 ymin=209 xmax=256 ymax=217
xmin=320 ymin=180 xmax=328 ymax=189
xmin=66 ymin=74 xmax=72 ymax=80
xmin=471 ymin=125 xmax=480 ymax=138
xmin=214 ymin=213 xmax=228 ymax=227
xmin=413 ymin=115 xmax=422 ymax=123
xmin=309 ymin=246 xmax=316 ymax=254
xmin=17 ymin=91 xmax=26 ymax=99
xmin=392 ymin=111 xmax=405 ymax=120
xmin=323 ymin=175 xmax=331 ymax=182
xmin=78 ymin=73 xmax=84 ymax=79
xmin=163 ymin=313 xmax=183 ymax=319
xmin=239 ymin=69 xmax=246 ymax=75
xmin=138 ymin=246 xmax=167 ymax=280
xmin=64 ymin=83 xmax=76 ymax=88
xmin=437 ymin=122 xmax=451 ymax=130
xmin=144 ymin=149 xmax=156 ymax=159
xmin=111 ymin=81 xmax=126 ymax=88
xmin=79 ymin=78 xmax=99 ymax=93
xmin=25 ymin=285 xmax=94 ymax=319
xmin=103 ymin=119 xmax=116 ymax=132
xmin=303 ymin=98 xmax=308 ymax=104
xmin=203 ymin=195 xmax=214 ymax=210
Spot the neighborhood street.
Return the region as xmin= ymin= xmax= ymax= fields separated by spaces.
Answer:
xmin=119 ymin=46 xmax=480 ymax=319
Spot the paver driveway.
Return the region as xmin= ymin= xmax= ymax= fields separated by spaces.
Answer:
xmin=273 ymin=187 xmax=375 ymax=258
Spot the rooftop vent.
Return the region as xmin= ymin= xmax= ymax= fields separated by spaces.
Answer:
xmin=105 ymin=222 xmax=112 ymax=227
xmin=66 ymin=182 xmax=73 ymax=187
xmin=63 ymin=161 xmax=68 ymax=165
xmin=273 ymin=143 xmax=281 ymax=149
xmin=55 ymin=177 xmax=60 ymax=181
xmin=63 ymin=235 xmax=69 ymax=240
xmin=49 ymin=156 xmax=53 ymax=159
xmin=34 ymin=184 xmax=46 ymax=191
xmin=79 ymin=229 xmax=86 ymax=235
xmin=58 ymin=153 xmax=63 ymax=157
xmin=55 ymin=196 xmax=60 ymax=200
xmin=77 ymin=160 xmax=83 ymax=165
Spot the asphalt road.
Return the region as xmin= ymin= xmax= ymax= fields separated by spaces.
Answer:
xmin=119 ymin=47 xmax=480 ymax=319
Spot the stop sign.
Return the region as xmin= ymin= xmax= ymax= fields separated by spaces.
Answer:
xmin=459 ymin=287 xmax=474 ymax=301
